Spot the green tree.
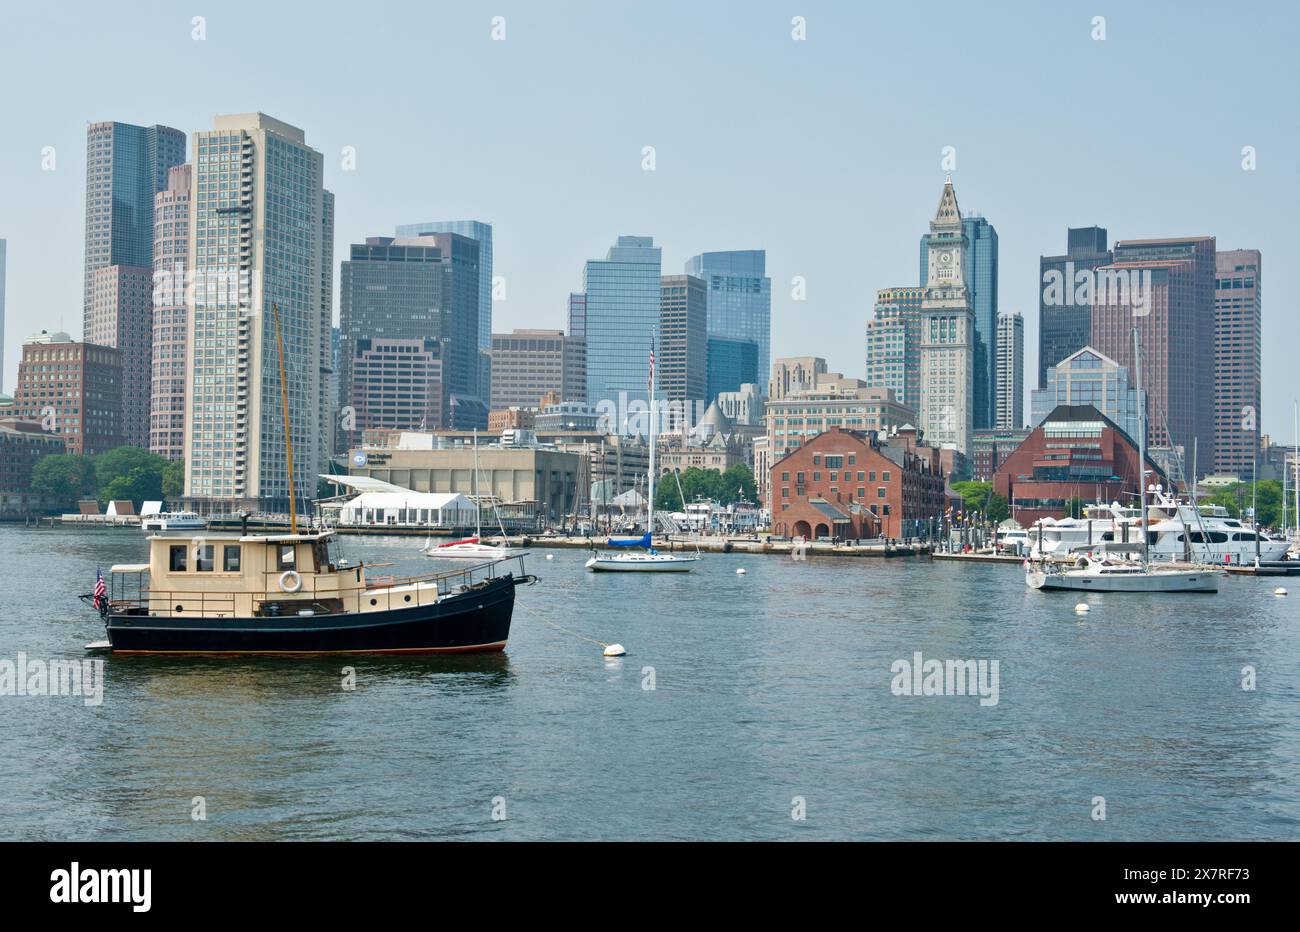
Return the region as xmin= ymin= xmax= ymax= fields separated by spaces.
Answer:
xmin=1064 ymin=497 xmax=1085 ymax=520
xmin=162 ymin=460 xmax=185 ymax=501
xmin=951 ymin=480 xmax=993 ymax=514
xmin=30 ymin=454 xmax=96 ymax=505
xmin=92 ymin=446 xmax=168 ymax=504
xmin=720 ymin=463 xmax=758 ymax=506
xmin=985 ymin=493 xmax=1010 ymax=525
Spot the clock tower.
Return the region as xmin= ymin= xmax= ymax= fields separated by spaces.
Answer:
xmin=919 ymin=177 xmax=975 ymax=459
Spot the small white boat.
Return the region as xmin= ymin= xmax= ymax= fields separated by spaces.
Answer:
xmin=141 ymin=511 xmax=208 ymax=533
xmin=423 ymin=536 xmax=525 ymax=560
xmin=1026 ymin=555 xmax=1224 ymax=592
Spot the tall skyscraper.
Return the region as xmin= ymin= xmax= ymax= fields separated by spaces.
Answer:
xmin=87 ymin=264 xmax=152 ymax=447
xmin=338 ymin=235 xmax=484 ymax=433
xmin=1213 ymin=249 xmax=1262 ymax=478
xmin=583 ymin=235 xmax=662 ymax=417
xmin=182 ymin=113 xmax=331 ymax=513
xmin=922 ymin=214 xmax=996 ymax=427
xmin=994 ymin=312 xmax=1024 ymax=429
xmin=489 ymin=329 xmax=586 ymax=409
xmin=1038 ymin=227 xmax=1111 ymax=388
xmin=659 ymin=274 xmax=708 ymax=409
xmin=684 ymin=250 xmax=771 ymax=394
xmin=1089 ymin=236 xmax=1217 ymax=481
xmin=149 ymin=165 xmax=191 ymax=459
xmin=395 ymin=220 xmax=492 ymax=398
xmin=918 ymin=178 xmax=975 ymax=454
xmin=706 ymin=336 xmax=758 ymax=403
xmin=83 ymin=121 xmax=186 ymax=324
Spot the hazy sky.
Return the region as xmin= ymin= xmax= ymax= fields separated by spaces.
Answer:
xmin=1 ymin=1 xmax=1297 ymax=438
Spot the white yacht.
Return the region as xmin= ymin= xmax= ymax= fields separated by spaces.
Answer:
xmin=140 ymin=511 xmax=208 ymax=533
xmin=422 ymin=430 xmax=525 ymax=560
xmin=1026 ymin=553 xmax=1223 ymax=593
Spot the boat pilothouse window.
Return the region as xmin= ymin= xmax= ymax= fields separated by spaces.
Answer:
xmin=223 ymin=545 xmax=241 ymax=572
xmin=279 ymin=545 xmax=297 ymax=571
xmin=169 ymin=545 xmax=187 ymax=572
xmin=195 ymin=545 xmax=215 ymax=572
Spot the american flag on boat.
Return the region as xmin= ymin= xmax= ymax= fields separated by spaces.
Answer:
xmin=647 ymin=340 xmax=655 ymax=394
xmin=92 ymin=569 xmax=106 ymax=611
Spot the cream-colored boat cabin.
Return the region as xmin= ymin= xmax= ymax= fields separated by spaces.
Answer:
xmin=113 ymin=530 xmax=442 ymax=619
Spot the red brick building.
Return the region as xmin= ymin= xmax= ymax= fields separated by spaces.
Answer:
xmin=770 ymin=426 xmax=947 ymax=540
xmin=13 ymin=331 xmax=123 ymax=455
xmin=991 ymin=404 xmax=1165 ymax=525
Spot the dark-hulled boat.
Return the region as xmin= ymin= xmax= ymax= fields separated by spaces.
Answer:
xmin=82 ymin=529 xmax=536 ymax=655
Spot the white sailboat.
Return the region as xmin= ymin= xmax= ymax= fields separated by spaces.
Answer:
xmin=1027 ymin=326 xmax=1223 ymax=593
xmin=423 ymin=429 xmax=526 ymax=560
xmin=586 ymin=343 xmax=698 ymax=573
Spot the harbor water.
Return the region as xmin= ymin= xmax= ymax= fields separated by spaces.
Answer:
xmin=1 ymin=525 xmax=1296 ymax=840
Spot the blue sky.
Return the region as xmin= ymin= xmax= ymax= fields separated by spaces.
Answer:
xmin=1 ymin=0 xmax=1297 ymax=438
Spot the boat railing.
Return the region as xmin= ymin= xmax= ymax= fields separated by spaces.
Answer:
xmin=108 ymin=554 xmax=530 ymax=618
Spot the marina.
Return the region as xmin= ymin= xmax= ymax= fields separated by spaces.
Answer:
xmin=1 ymin=523 xmax=1296 ymax=841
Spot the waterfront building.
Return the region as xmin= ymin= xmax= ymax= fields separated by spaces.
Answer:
xmin=489 ymin=328 xmax=586 ymax=410
xmin=994 ymin=311 xmax=1024 ymax=429
xmin=82 ymin=120 xmax=186 ymax=323
xmin=346 ymin=439 xmax=581 ymax=525
xmin=0 ymin=416 xmax=67 ymax=515
xmin=182 ymin=113 xmax=332 ymax=513
xmin=395 ymin=220 xmax=493 ymax=398
xmin=14 ymin=331 xmax=123 ymax=455
xmin=339 ymin=234 xmax=485 ymax=442
xmin=582 ymin=235 xmax=662 ymax=415
xmin=1090 ymin=235 xmax=1216 ymax=481
xmin=1030 ymin=345 xmax=1144 ymax=443
xmin=991 ymin=403 xmax=1163 ymax=525
xmin=706 ymin=336 xmax=758 ymax=402
xmin=918 ymin=178 xmax=975 ymax=454
xmin=1037 ymin=227 xmax=1111 ymax=388
xmin=770 ymin=426 xmax=946 ymax=540
xmin=1213 ymin=249 xmax=1262 ymax=478
xmin=970 ymin=427 xmax=1032 ymax=481
xmin=659 ymin=274 xmax=708 ymax=413
xmin=149 ymin=164 xmax=191 ymax=459
xmin=685 ymin=250 xmax=771 ymax=391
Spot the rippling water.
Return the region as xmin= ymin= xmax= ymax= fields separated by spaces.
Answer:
xmin=0 ymin=525 xmax=1296 ymax=840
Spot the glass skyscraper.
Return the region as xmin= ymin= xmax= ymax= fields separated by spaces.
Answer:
xmin=582 ymin=235 xmax=662 ymax=417
xmin=1037 ymin=227 xmax=1111 ymax=389
xmin=684 ymin=250 xmax=771 ymax=395
xmin=83 ymin=121 xmax=186 ymax=326
xmin=921 ymin=216 xmax=997 ymax=429
xmin=706 ymin=336 xmax=758 ymax=402
xmin=396 ymin=220 xmax=492 ymax=398
xmin=1031 ymin=345 xmax=1143 ymax=444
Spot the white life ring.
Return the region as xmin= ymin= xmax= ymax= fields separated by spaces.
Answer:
xmin=278 ymin=570 xmax=302 ymax=593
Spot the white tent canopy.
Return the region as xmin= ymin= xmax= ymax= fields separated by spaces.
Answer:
xmin=336 ymin=491 xmax=477 ymax=528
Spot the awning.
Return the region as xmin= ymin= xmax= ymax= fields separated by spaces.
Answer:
xmin=808 ymin=499 xmax=851 ymax=524
xmin=109 ymin=564 xmax=151 ymax=574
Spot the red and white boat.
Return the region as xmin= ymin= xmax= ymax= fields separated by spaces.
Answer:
xmin=422 ymin=430 xmax=525 ymax=560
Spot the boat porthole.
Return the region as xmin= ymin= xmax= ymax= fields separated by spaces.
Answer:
xmin=404 ymin=595 xmax=411 ymax=602
xmin=369 ymin=598 xmax=377 ymax=606
xmin=175 ymin=605 xmax=184 ymax=613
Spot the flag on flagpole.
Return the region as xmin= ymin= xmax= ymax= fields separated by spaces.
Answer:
xmin=93 ymin=569 xmax=106 ymax=611
xmin=647 ymin=339 xmax=655 ymax=395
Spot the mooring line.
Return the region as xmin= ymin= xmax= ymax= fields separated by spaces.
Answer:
xmin=514 ymin=601 xmax=621 ymax=653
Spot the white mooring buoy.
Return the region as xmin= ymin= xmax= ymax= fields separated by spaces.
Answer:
xmin=1275 ymin=587 xmax=1288 ymax=597
xmin=545 ymin=553 xmax=554 ymax=560
xmin=736 ymin=567 xmax=746 ymax=575
xmin=1075 ymin=602 xmax=1090 ymax=613
xmin=603 ymin=643 xmax=626 ymax=657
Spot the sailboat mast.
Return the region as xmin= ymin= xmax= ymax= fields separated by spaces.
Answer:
xmin=648 ymin=342 xmax=656 ymax=537
xmin=472 ymin=428 xmax=481 ymax=538
xmin=1133 ymin=326 xmax=1147 ymax=564
xmin=1293 ymin=399 xmax=1298 ymax=543
xmin=272 ymin=303 xmax=298 ymax=535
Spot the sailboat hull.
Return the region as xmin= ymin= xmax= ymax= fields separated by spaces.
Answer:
xmin=585 ymin=553 xmax=697 ymax=572
xmin=1027 ymin=568 xmax=1223 ymax=592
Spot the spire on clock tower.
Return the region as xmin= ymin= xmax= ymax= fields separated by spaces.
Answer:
xmin=931 ymin=177 xmax=963 ymax=233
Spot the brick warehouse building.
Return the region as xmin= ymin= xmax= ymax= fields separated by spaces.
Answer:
xmin=770 ymin=426 xmax=947 ymax=540
xmin=991 ymin=404 xmax=1166 ymax=525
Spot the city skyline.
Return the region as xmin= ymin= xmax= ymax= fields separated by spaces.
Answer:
xmin=1 ymin=2 xmax=1296 ymax=439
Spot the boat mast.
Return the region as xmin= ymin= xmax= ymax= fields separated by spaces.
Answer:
xmin=1133 ymin=325 xmax=1147 ymax=565
xmin=272 ymin=303 xmax=298 ymax=534
xmin=472 ymin=428 xmax=481 ymax=538
xmin=647 ymin=341 xmax=656 ymax=539
xmin=1294 ymin=399 xmax=1298 ymax=544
